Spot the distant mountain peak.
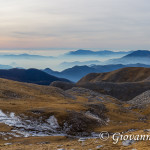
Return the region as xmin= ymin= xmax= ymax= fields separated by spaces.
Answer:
xmin=67 ymin=49 xmax=94 ymax=55
xmin=123 ymin=50 xmax=150 ymax=58
xmin=20 ymin=53 xmax=30 ymax=56
xmin=66 ymin=49 xmax=131 ymax=56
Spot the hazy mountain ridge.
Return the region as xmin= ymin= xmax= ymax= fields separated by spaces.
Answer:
xmin=0 ymin=53 xmax=54 ymax=59
xmin=106 ymin=50 xmax=150 ymax=65
xmin=0 ymin=64 xmax=12 ymax=69
xmin=59 ymin=60 xmax=101 ymax=68
xmin=59 ymin=50 xmax=150 ymax=70
xmin=44 ymin=63 xmax=150 ymax=82
xmin=66 ymin=49 xmax=132 ymax=56
xmin=123 ymin=50 xmax=150 ymax=58
xmin=0 ymin=50 xmax=149 ymax=70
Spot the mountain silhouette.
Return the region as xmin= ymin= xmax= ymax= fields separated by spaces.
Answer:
xmin=107 ymin=50 xmax=150 ymax=65
xmin=44 ymin=63 xmax=150 ymax=82
xmin=0 ymin=68 xmax=70 ymax=85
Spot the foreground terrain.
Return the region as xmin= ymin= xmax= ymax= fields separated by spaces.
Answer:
xmin=1 ymin=130 xmax=150 ymax=149
xmin=0 ymin=74 xmax=150 ymax=149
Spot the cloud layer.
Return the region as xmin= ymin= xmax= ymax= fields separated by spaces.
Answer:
xmin=0 ymin=0 xmax=150 ymax=50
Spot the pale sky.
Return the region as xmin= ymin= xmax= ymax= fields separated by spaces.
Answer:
xmin=0 ymin=0 xmax=150 ymax=51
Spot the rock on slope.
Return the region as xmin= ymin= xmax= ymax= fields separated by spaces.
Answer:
xmin=0 ymin=78 xmax=118 ymax=137
xmin=0 ymin=78 xmax=150 ymax=149
xmin=129 ymin=90 xmax=150 ymax=106
xmin=77 ymin=67 xmax=150 ymax=101
xmin=77 ymin=82 xmax=150 ymax=101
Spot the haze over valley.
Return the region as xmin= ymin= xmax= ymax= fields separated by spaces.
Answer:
xmin=0 ymin=49 xmax=133 ymax=70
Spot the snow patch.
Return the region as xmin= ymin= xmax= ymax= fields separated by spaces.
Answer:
xmin=0 ymin=110 xmax=64 ymax=138
xmin=47 ymin=115 xmax=60 ymax=129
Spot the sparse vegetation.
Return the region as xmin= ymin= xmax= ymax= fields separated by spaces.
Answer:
xmin=0 ymin=75 xmax=150 ymax=149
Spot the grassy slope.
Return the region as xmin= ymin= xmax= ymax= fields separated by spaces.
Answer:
xmin=0 ymin=78 xmax=150 ymax=149
xmin=78 ymin=67 xmax=150 ymax=84
xmin=77 ymin=67 xmax=150 ymax=101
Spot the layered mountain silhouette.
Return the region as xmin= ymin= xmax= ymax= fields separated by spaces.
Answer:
xmin=66 ymin=49 xmax=131 ymax=56
xmin=0 ymin=53 xmax=54 ymax=60
xmin=123 ymin=50 xmax=150 ymax=58
xmin=0 ymin=64 xmax=12 ymax=69
xmin=1 ymin=50 xmax=150 ymax=149
xmin=44 ymin=64 xmax=150 ymax=82
xmin=59 ymin=60 xmax=101 ymax=68
xmin=0 ymin=68 xmax=70 ymax=85
xmin=107 ymin=50 xmax=150 ymax=65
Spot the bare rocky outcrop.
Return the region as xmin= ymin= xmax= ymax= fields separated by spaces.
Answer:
xmin=64 ymin=103 xmax=108 ymax=136
xmin=77 ymin=81 xmax=150 ymax=101
xmin=128 ymin=90 xmax=150 ymax=106
xmin=76 ymin=67 xmax=150 ymax=101
xmin=66 ymin=87 xmax=107 ymax=102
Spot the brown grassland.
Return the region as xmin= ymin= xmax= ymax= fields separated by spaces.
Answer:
xmin=0 ymin=78 xmax=150 ymax=149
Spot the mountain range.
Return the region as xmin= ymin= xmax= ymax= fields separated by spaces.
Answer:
xmin=59 ymin=50 xmax=150 ymax=70
xmin=107 ymin=50 xmax=150 ymax=65
xmin=0 ymin=53 xmax=54 ymax=60
xmin=0 ymin=68 xmax=70 ymax=85
xmin=44 ymin=63 xmax=150 ymax=82
xmin=0 ymin=50 xmax=149 ymax=70
xmin=59 ymin=60 xmax=101 ymax=68
xmin=66 ymin=49 xmax=132 ymax=56
xmin=1 ymin=50 xmax=150 ymax=149
xmin=0 ymin=64 xmax=12 ymax=69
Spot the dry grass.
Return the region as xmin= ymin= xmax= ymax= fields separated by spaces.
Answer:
xmin=78 ymin=67 xmax=150 ymax=83
xmin=0 ymin=78 xmax=150 ymax=149
xmin=1 ymin=130 xmax=150 ymax=150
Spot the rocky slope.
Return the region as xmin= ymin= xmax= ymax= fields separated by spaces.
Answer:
xmin=0 ymin=78 xmax=150 ymax=149
xmin=77 ymin=81 xmax=150 ymax=101
xmin=129 ymin=90 xmax=150 ymax=106
xmin=0 ymin=78 xmax=118 ymax=138
xmin=0 ymin=78 xmax=147 ymax=137
xmin=77 ymin=67 xmax=150 ymax=101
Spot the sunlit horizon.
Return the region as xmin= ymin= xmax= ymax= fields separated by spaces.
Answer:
xmin=0 ymin=0 xmax=150 ymax=51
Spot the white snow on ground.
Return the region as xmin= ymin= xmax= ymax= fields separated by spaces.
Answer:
xmin=0 ymin=109 xmax=104 ymax=139
xmin=0 ymin=110 xmax=64 ymax=138
xmin=47 ymin=116 xmax=60 ymax=129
